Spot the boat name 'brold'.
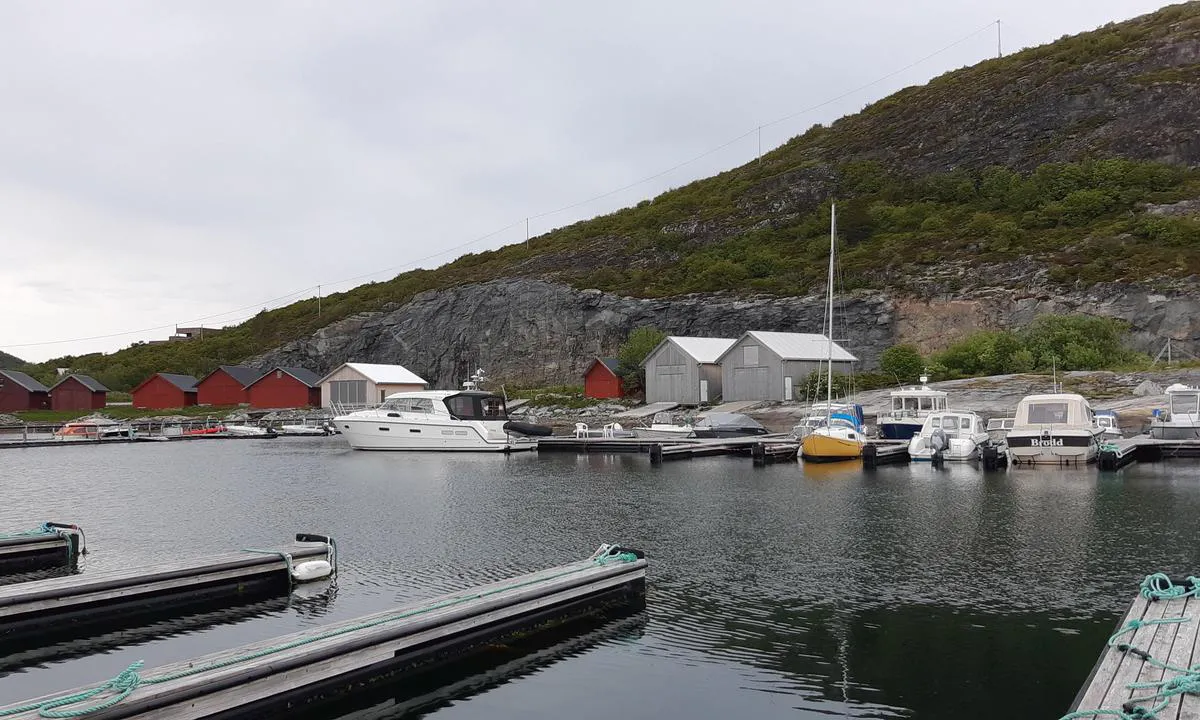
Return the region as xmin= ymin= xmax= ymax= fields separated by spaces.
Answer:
xmin=1029 ymin=437 xmax=1065 ymax=447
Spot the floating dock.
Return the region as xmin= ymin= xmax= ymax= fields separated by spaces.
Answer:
xmin=861 ymin=440 xmax=909 ymax=468
xmin=538 ymin=434 xmax=799 ymax=466
xmin=0 ymin=533 xmax=333 ymax=641
xmin=1068 ymin=574 xmax=1200 ymax=719
xmin=0 ymin=543 xmax=646 ymax=720
xmin=0 ymin=522 xmax=85 ymax=575
xmin=1098 ymin=436 xmax=1200 ymax=470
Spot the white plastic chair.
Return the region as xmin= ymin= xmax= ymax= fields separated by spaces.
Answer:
xmin=575 ymin=423 xmax=589 ymax=438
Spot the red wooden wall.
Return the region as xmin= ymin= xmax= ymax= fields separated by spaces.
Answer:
xmin=133 ymin=376 xmax=197 ymax=409
xmin=197 ymin=370 xmax=250 ymax=406
xmin=247 ymin=371 xmax=320 ymax=409
xmin=51 ymin=377 xmax=106 ymax=410
xmin=584 ymin=363 xmax=623 ymax=399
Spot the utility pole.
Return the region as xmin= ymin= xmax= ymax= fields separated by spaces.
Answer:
xmin=526 ymin=218 xmax=530 ymax=247
xmin=757 ymin=126 xmax=762 ymax=165
xmin=317 ymin=285 xmax=322 ymax=317
xmin=997 ymin=20 xmax=1002 ymax=58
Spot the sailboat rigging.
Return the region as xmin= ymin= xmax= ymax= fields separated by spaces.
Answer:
xmin=800 ymin=203 xmax=866 ymax=463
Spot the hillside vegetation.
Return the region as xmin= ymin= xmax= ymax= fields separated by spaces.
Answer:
xmin=0 ymin=350 xmax=24 ymax=369
xmin=13 ymin=2 xmax=1200 ymax=391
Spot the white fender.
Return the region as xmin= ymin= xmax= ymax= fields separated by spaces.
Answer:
xmin=291 ymin=559 xmax=333 ymax=583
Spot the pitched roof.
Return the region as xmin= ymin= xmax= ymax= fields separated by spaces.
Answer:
xmin=159 ymin=373 xmax=200 ymax=392
xmin=586 ymin=357 xmax=620 ymax=376
xmin=199 ymin=365 xmax=262 ymax=387
xmin=249 ymin=367 xmax=321 ymax=388
xmin=0 ymin=369 xmax=50 ymax=393
xmin=322 ymin=362 xmax=427 ymax=386
xmin=735 ymin=331 xmax=858 ymax=362
xmin=663 ymin=336 xmax=737 ymax=364
xmin=50 ymin=374 xmax=109 ymax=393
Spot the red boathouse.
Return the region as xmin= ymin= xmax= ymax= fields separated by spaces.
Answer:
xmin=49 ymin=374 xmax=109 ymax=411
xmin=196 ymin=365 xmax=262 ymax=406
xmin=583 ymin=357 xmax=623 ymax=399
xmin=246 ymin=367 xmax=321 ymax=409
xmin=131 ymin=373 xmax=199 ymax=410
xmin=0 ymin=370 xmax=50 ymax=412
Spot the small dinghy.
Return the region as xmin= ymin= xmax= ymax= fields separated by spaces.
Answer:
xmin=691 ymin=412 xmax=768 ymax=439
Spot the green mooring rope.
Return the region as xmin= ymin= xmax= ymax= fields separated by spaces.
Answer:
xmin=1060 ymin=573 xmax=1200 ymax=720
xmin=0 ymin=523 xmax=84 ymax=560
xmin=0 ymin=546 xmax=640 ymax=718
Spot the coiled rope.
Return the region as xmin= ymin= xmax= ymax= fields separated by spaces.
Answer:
xmin=1061 ymin=573 xmax=1200 ymax=720
xmin=0 ymin=544 xmax=640 ymax=718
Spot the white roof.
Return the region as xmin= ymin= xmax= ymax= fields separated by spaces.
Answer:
xmin=666 ymin=336 xmax=737 ymax=364
xmin=322 ymin=362 xmax=428 ymax=386
xmin=737 ymin=331 xmax=857 ymax=362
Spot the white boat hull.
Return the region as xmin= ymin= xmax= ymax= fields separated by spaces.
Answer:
xmin=908 ymin=436 xmax=984 ymax=462
xmin=336 ymin=417 xmax=536 ymax=452
xmin=1005 ymin=429 xmax=1103 ymax=465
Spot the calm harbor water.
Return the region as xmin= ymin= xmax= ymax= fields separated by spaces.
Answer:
xmin=2 ymin=439 xmax=1200 ymax=718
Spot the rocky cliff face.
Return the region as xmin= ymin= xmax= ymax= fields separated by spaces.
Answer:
xmin=252 ymin=278 xmax=1197 ymax=389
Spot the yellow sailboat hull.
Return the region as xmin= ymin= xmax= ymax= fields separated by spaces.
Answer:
xmin=801 ymin=433 xmax=864 ymax=462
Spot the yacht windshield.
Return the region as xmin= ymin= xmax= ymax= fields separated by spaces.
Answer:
xmin=381 ymin=397 xmax=435 ymax=413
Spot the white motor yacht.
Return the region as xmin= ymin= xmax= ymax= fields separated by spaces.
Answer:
xmin=1005 ymin=393 xmax=1105 ymax=465
xmin=908 ymin=411 xmax=991 ymax=462
xmin=334 ymin=390 xmax=547 ymax=451
xmin=1149 ymin=384 xmax=1200 ymax=439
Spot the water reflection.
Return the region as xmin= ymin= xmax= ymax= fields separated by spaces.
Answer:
xmin=0 ymin=441 xmax=1197 ymax=718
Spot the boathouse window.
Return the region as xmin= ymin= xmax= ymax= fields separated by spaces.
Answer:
xmin=743 ymin=346 xmax=759 ymax=366
xmin=1028 ymin=402 xmax=1069 ymax=424
xmin=1170 ymin=393 xmax=1199 ymax=415
xmin=329 ymin=380 xmax=367 ymax=406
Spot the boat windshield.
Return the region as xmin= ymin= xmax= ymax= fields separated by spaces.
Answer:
xmin=1170 ymin=392 xmax=1200 ymax=416
xmin=1027 ymin=402 xmax=1069 ymax=424
xmin=444 ymin=393 xmax=508 ymax=421
xmin=1097 ymin=416 xmax=1115 ymax=428
xmin=381 ymin=397 xmax=435 ymax=414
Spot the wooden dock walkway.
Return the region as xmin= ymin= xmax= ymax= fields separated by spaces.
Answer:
xmin=1068 ymin=575 xmax=1200 ymax=719
xmin=0 ymin=544 xmax=646 ymax=720
xmin=0 ymin=533 xmax=333 ymax=639
xmin=1098 ymin=437 xmax=1200 ymax=470
xmin=538 ymin=434 xmax=799 ymax=466
xmin=0 ymin=522 xmax=85 ymax=575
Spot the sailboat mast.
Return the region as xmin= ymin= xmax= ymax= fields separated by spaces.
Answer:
xmin=826 ymin=204 xmax=836 ymax=421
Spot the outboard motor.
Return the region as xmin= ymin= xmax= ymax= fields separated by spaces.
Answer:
xmin=930 ymin=427 xmax=949 ymax=466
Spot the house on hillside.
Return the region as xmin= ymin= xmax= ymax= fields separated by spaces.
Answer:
xmin=641 ymin=336 xmax=737 ymax=406
xmin=717 ymin=331 xmax=856 ymax=402
xmin=247 ymin=367 xmax=322 ymax=409
xmin=49 ymin=374 xmax=109 ymax=411
xmin=583 ymin=357 xmax=623 ymax=399
xmin=0 ymin=370 xmax=50 ymax=412
xmin=319 ymin=362 xmax=428 ymax=410
xmin=196 ymin=365 xmax=262 ymax=406
xmin=132 ymin=373 xmax=199 ymax=409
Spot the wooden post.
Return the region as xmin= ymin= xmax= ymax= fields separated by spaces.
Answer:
xmin=649 ymin=444 xmax=663 ymax=466
xmin=752 ymin=442 xmax=766 ymax=466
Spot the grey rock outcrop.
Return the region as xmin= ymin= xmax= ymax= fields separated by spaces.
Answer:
xmin=252 ymin=279 xmax=895 ymax=389
xmin=251 ymin=278 xmax=1200 ymax=390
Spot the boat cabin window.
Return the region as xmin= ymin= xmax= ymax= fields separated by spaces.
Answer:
xmin=919 ymin=397 xmax=932 ymax=411
xmin=930 ymin=417 xmax=941 ymax=428
xmin=1170 ymin=392 xmax=1199 ymax=416
xmin=960 ymin=417 xmax=972 ymax=431
xmin=942 ymin=416 xmax=958 ymax=431
xmin=382 ymin=397 xmax=434 ymax=414
xmin=1097 ymin=416 xmax=1114 ymax=428
xmin=444 ymin=394 xmax=508 ymax=421
xmin=1004 ymin=419 xmax=1014 ymax=429
xmin=1027 ymin=402 xmax=1069 ymax=424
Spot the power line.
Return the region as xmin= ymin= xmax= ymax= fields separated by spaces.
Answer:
xmin=1 ymin=18 xmax=998 ymax=355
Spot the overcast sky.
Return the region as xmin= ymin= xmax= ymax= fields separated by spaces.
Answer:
xmin=0 ymin=0 xmax=1167 ymax=363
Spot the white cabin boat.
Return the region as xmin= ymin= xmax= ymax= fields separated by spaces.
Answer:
xmin=1005 ymin=393 xmax=1104 ymax=465
xmin=334 ymin=390 xmax=544 ymax=452
xmin=1149 ymin=384 xmax=1200 ymax=440
xmin=1094 ymin=410 xmax=1122 ymax=440
xmin=877 ymin=376 xmax=949 ymax=440
xmin=908 ymin=411 xmax=991 ymax=462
